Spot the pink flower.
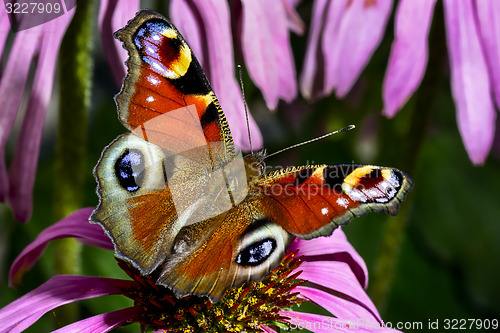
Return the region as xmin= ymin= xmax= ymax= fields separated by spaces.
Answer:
xmin=301 ymin=0 xmax=392 ymax=100
xmin=0 ymin=6 xmax=75 ymax=221
xmin=2 ymin=208 xmax=399 ymax=332
xmin=383 ymin=0 xmax=497 ymax=165
xmin=301 ymin=0 xmax=499 ymax=165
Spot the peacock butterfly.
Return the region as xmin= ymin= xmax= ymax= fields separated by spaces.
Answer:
xmin=90 ymin=9 xmax=413 ymax=303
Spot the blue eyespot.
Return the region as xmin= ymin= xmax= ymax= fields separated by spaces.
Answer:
xmin=114 ymin=149 xmax=144 ymax=192
xmin=236 ymin=238 xmax=276 ymax=266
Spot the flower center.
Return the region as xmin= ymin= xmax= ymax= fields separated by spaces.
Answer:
xmin=118 ymin=251 xmax=305 ymax=332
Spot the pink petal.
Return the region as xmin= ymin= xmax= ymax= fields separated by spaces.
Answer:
xmin=0 ymin=275 xmax=135 ymax=333
xmin=169 ymin=0 xmax=203 ymax=64
xmin=240 ymin=0 xmax=297 ymax=109
xmin=324 ymin=0 xmax=393 ymax=98
xmin=382 ymin=0 xmax=437 ymax=118
xmin=0 ymin=30 xmax=41 ymax=202
xmin=63 ymin=1 xmax=77 ymax=11
xmin=53 ymin=306 xmax=142 ymax=333
xmin=0 ymin=6 xmax=9 ymax=59
xmin=240 ymin=0 xmax=279 ymax=109
xmin=476 ymin=0 xmax=500 ymax=109
xmin=282 ymin=0 xmax=305 ymax=35
xmin=170 ymin=0 xmax=263 ymax=151
xmin=289 ymin=228 xmax=368 ymax=288
xmin=280 ymin=310 xmax=398 ymax=332
xmin=296 ymin=260 xmax=381 ymax=323
xmin=443 ymin=0 xmax=496 ymax=164
xmin=7 ymin=10 xmax=75 ymax=222
xmin=300 ymin=0 xmax=329 ymax=100
xmin=9 ymin=207 xmax=112 ymax=287
xmin=272 ymin=1 xmax=298 ymax=103
xmin=98 ymin=0 xmax=140 ymax=87
xmin=295 ymin=286 xmax=377 ymax=322
xmin=260 ymin=325 xmax=278 ymax=333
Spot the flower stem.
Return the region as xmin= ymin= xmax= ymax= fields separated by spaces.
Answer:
xmin=53 ymin=0 xmax=94 ymax=327
xmin=369 ymin=2 xmax=446 ymax=313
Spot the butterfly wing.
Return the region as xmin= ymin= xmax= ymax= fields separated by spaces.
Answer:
xmin=114 ymin=9 xmax=234 ymax=166
xmin=92 ymin=133 xmax=180 ymax=274
xmin=91 ymin=10 xmax=238 ymax=276
xmin=255 ymin=164 xmax=413 ymax=238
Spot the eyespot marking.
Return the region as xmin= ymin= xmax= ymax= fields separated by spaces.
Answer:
xmin=236 ymin=238 xmax=276 ymax=266
xmin=114 ymin=149 xmax=144 ymax=192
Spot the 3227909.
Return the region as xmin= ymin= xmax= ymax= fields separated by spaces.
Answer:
xmin=4 ymin=1 xmax=61 ymax=14
xmin=443 ymin=318 xmax=498 ymax=330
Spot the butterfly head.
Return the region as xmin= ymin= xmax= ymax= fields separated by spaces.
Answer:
xmin=243 ymin=149 xmax=267 ymax=181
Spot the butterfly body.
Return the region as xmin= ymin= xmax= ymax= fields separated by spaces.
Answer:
xmin=91 ymin=10 xmax=413 ymax=302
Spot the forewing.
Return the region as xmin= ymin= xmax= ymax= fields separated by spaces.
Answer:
xmin=115 ymin=9 xmax=234 ymax=167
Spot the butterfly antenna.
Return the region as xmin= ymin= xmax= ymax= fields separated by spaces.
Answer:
xmin=238 ymin=65 xmax=253 ymax=153
xmin=265 ymin=125 xmax=356 ymax=159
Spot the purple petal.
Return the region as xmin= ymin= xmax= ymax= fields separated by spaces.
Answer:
xmin=170 ymin=0 xmax=263 ymax=151
xmin=0 ymin=275 xmax=135 ymax=333
xmin=324 ymin=0 xmax=393 ymax=98
xmin=7 ymin=10 xmax=75 ymax=222
xmin=296 ymin=260 xmax=381 ymax=323
xmin=169 ymin=0 xmax=203 ymax=64
xmin=289 ymin=228 xmax=368 ymax=288
xmin=98 ymin=0 xmax=140 ymax=87
xmin=9 ymin=207 xmax=112 ymax=287
xmin=260 ymin=325 xmax=277 ymax=333
xmin=53 ymin=306 xmax=142 ymax=333
xmin=280 ymin=310 xmax=399 ymax=332
xmin=0 ymin=30 xmax=41 ymax=202
xmin=300 ymin=0 xmax=329 ymax=100
xmin=382 ymin=0 xmax=437 ymax=118
xmin=283 ymin=0 xmax=305 ymax=35
xmin=240 ymin=0 xmax=297 ymax=109
xmin=0 ymin=6 xmax=9 ymax=59
xmin=295 ymin=285 xmax=376 ymax=322
xmin=443 ymin=0 xmax=496 ymax=164
xmin=476 ymin=0 xmax=500 ymax=109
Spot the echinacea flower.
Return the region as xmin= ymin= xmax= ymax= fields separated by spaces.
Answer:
xmin=2 ymin=208 xmax=399 ymax=332
xmin=0 ymin=6 xmax=75 ymax=221
xmin=301 ymin=0 xmax=392 ymax=100
xmin=383 ymin=0 xmax=497 ymax=165
xmin=301 ymin=0 xmax=499 ymax=165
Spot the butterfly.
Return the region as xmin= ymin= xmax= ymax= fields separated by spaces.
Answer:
xmin=90 ymin=9 xmax=413 ymax=303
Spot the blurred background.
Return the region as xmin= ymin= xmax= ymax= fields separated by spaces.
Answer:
xmin=1 ymin=0 xmax=499 ymax=332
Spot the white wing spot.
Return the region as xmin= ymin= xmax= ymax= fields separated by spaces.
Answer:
xmin=146 ymin=96 xmax=154 ymax=103
xmin=321 ymin=207 xmax=328 ymax=215
xmin=147 ymin=75 xmax=159 ymax=85
xmin=336 ymin=197 xmax=349 ymax=208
